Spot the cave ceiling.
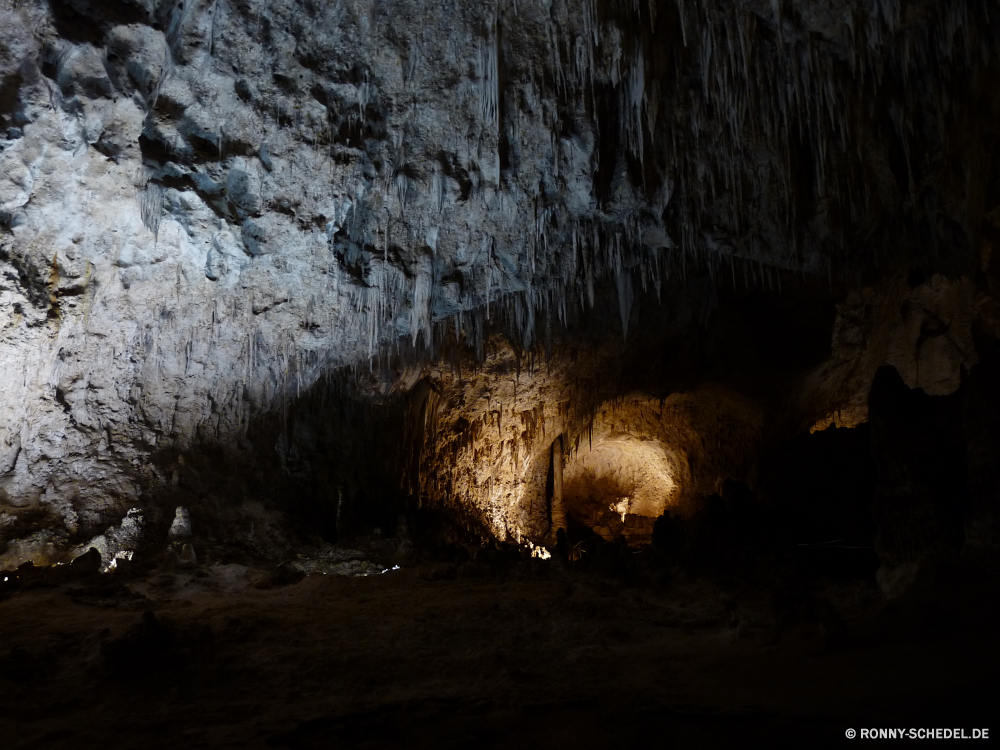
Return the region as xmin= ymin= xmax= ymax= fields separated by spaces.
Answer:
xmin=0 ymin=0 xmax=998 ymax=558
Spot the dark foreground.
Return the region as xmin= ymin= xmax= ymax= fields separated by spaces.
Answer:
xmin=1 ymin=558 xmax=997 ymax=749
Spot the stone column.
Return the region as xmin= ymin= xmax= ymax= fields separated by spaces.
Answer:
xmin=551 ymin=435 xmax=566 ymax=537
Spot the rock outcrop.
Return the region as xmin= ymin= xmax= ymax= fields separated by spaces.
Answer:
xmin=1 ymin=0 xmax=998 ymax=569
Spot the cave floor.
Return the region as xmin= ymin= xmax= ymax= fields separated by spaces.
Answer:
xmin=1 ymin=561 xmax=998 ymax=749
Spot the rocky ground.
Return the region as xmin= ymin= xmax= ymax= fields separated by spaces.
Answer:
xmin=1 ymin=549 xmax=997 ymax=749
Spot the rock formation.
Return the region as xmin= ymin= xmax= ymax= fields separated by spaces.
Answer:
xmin=1 ymin=0 xmax=998 ymax=593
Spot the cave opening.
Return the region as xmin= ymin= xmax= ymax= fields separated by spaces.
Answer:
xmin=561 ymin=434 xmax=680 ymax=548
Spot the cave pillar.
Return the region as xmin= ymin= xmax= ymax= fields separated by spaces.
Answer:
xmin=551 ymin=435 xmax=566 ymax=538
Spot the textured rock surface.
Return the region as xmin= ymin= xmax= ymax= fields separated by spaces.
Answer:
xmin=1 ymin=0 xmax=998 ymax=562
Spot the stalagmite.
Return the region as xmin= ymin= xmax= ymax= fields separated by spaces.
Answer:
xmin=550 ymin=434 xmax=566 ymax=540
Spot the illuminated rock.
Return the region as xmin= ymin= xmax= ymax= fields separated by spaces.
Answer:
xmin=168 ymin=507 xmax=193 ymax=541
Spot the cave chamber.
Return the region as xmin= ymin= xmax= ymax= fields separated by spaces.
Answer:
xmin=1 ymin=0 xmax=999 ymax=744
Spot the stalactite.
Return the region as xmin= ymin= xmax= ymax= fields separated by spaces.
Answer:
xmin=35 ymin=0 xmax=989 ymax=525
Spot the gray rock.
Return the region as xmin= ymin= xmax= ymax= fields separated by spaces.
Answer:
xmin=0 ymin=0 xmax=993 ymax=563
xmin=178 ymin=543 xmax=198 ymax=569
xmin=168 ymin=507 xmax=192 ymax=541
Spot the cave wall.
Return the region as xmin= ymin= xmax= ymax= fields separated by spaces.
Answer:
xmin=1 ymin=0 xmax=998 ymax=565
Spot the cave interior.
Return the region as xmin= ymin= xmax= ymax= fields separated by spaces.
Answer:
xmin=1 ymin=0 xmax=1000 ymax=746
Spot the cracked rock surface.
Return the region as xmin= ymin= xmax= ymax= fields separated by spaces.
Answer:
xmin=1 ymin=0 xmax=998 ymax=561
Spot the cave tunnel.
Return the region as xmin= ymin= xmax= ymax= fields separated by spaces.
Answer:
xmin=2 ymin=0 xmax=1000 ymax=746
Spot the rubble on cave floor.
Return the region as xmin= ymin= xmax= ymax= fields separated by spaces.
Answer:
xmin=286 ymin=545 xmax=393 ymax=578
xmin=0 ymin=551 xmax=997 ymax=749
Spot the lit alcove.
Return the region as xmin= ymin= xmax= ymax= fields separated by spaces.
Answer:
xmin=562 ymin=435 xmax=685 ymax=545
xmin=544 ymin=388 xmax=764 ymax=552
